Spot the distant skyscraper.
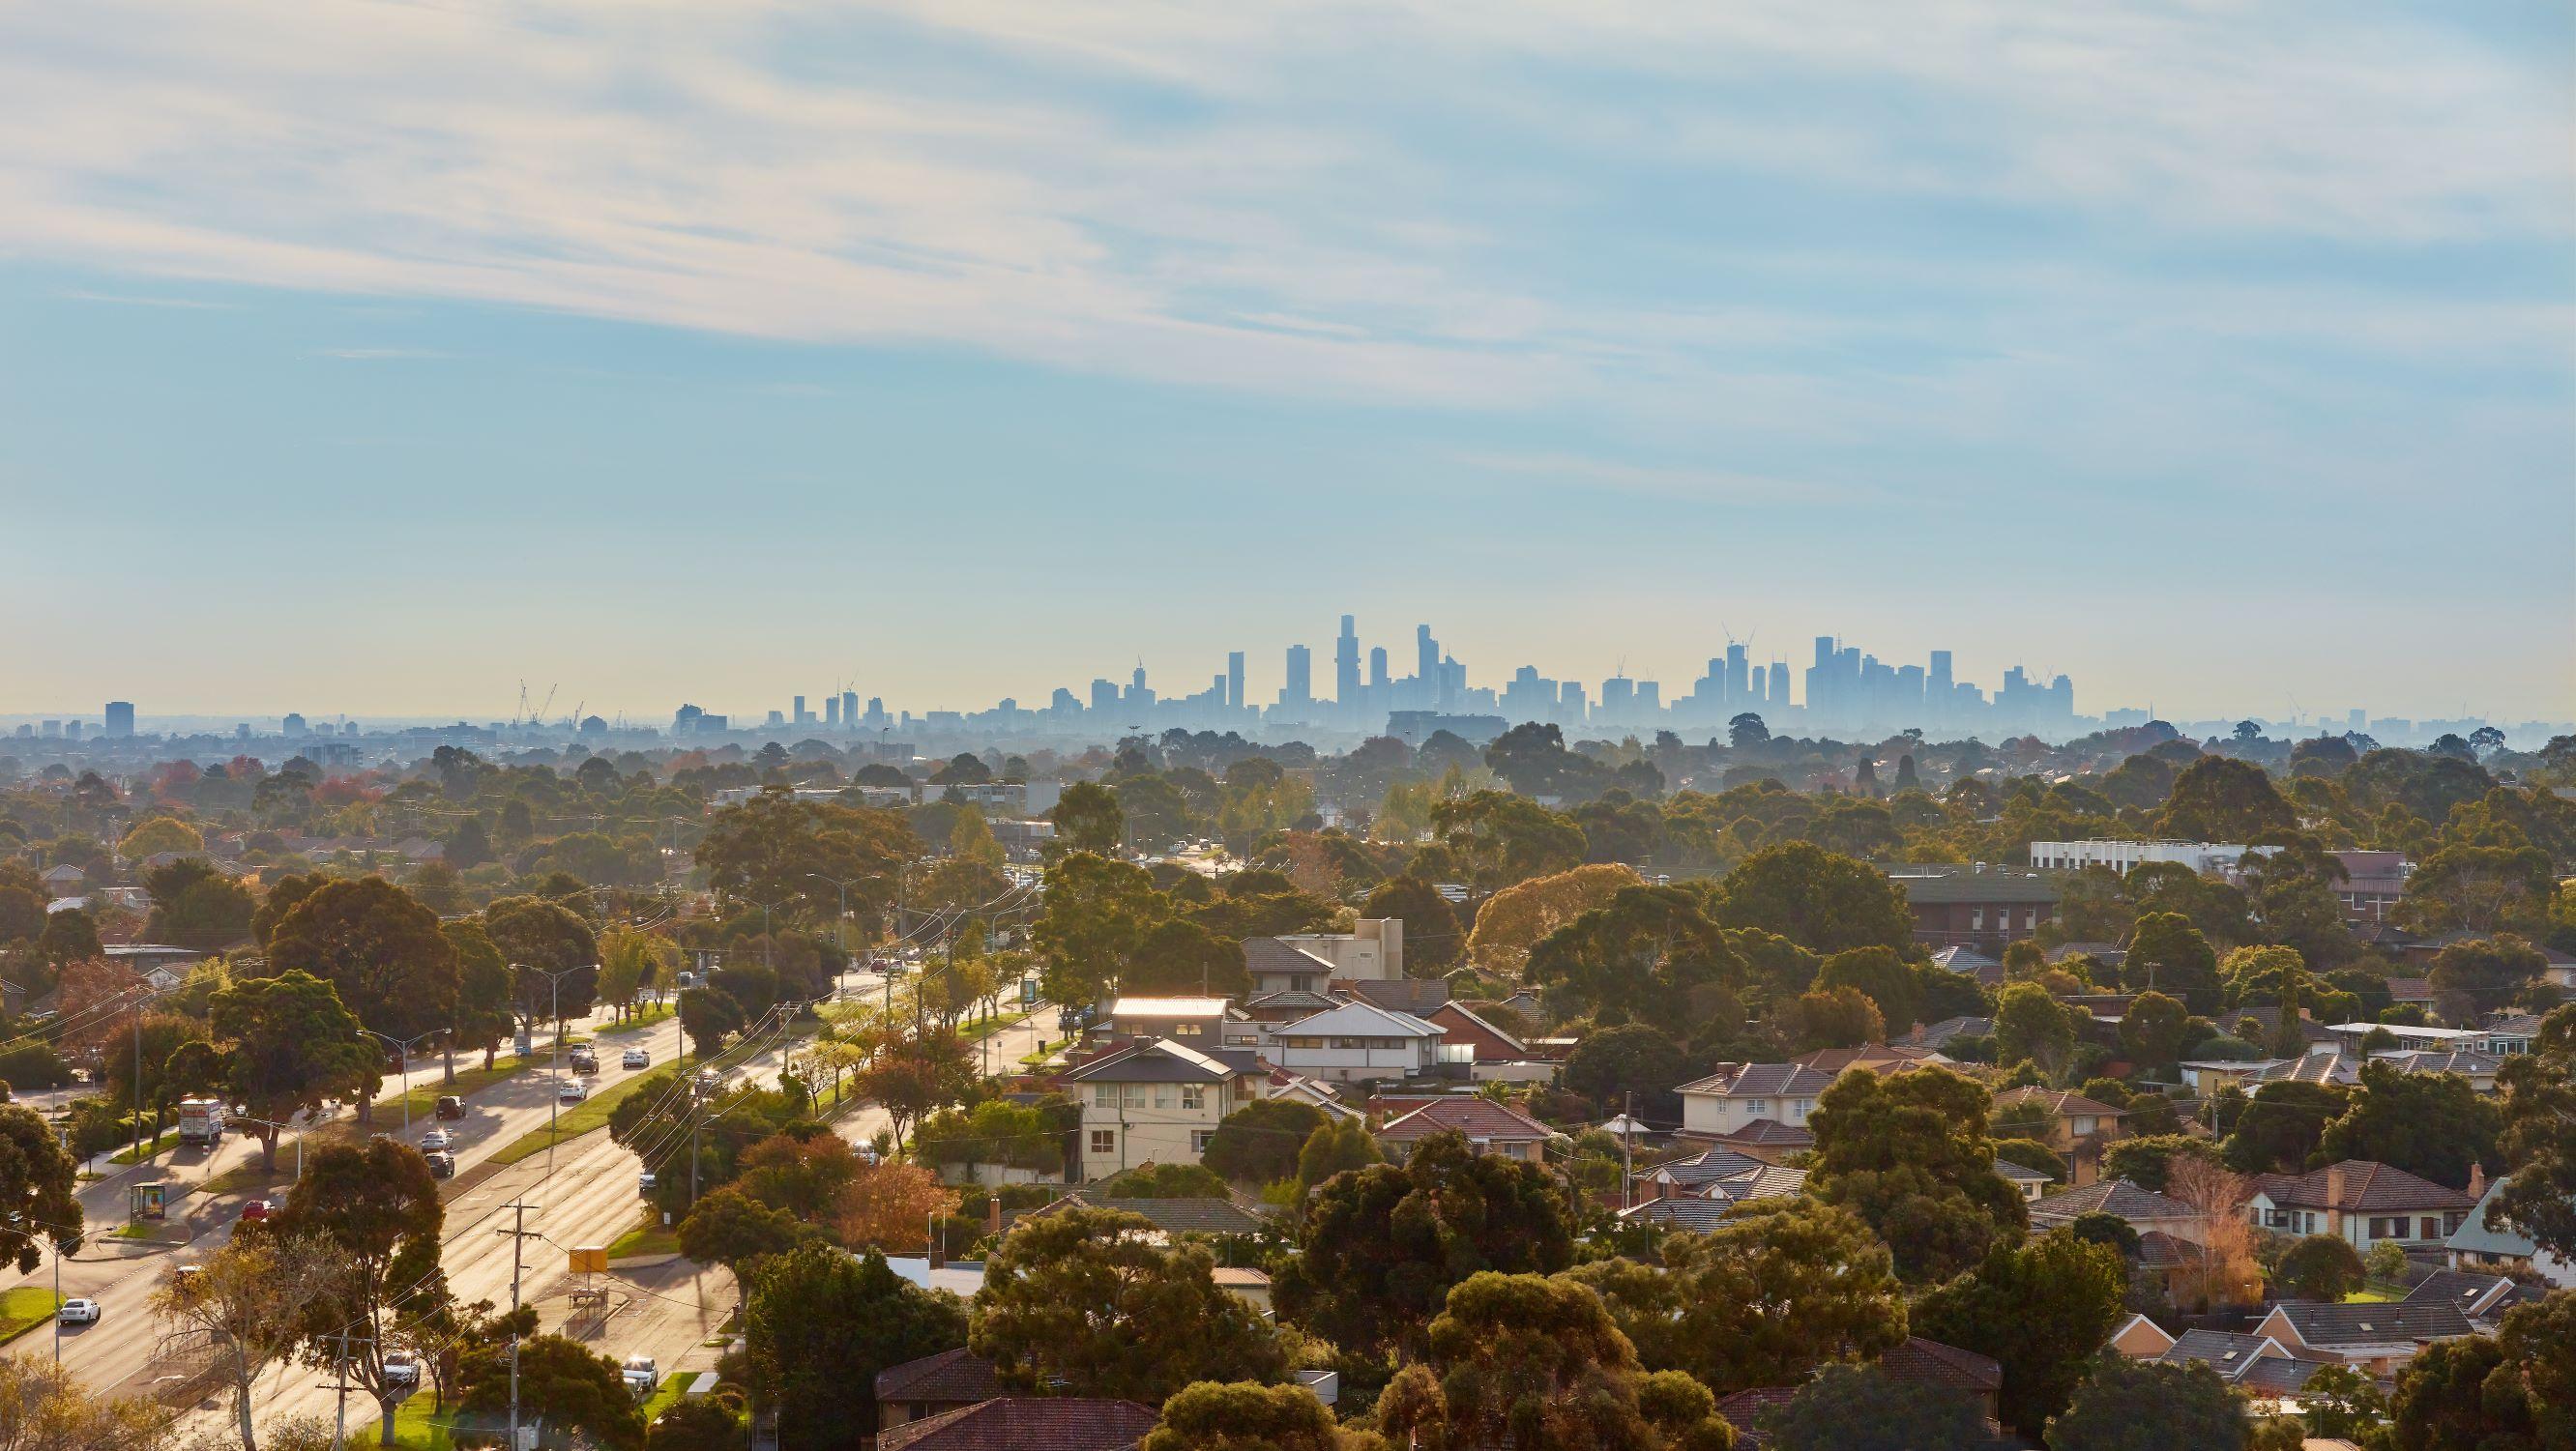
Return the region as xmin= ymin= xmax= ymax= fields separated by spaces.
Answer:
xmin=1282 ymin=645 xmax=1313 ymax=707
xmin=825 ymin=696 xmax=840 ymax=728
xmin=793 ymin=695 xmax=808 ymax=725
xmin=1416 ymin=624 xmax=1438 ymax=682
xmin=1369 ymin=647 xmax=1390 ymax=689
xmin=842 ymin=690 xmax=859 ymax=728
xmin=1769 ymin=662 xmax=1790 ymax=710
xmin=1334 ymin=615 xmax=1361 ymax=705
xmin=103 ymin=701 xmax=134 ymax=739
xmin=1227 ymin=652 xmax=1246 ymax=711
xmin=1725 ymin=645 xmax=1749 ymax=702
xmin=283 ymin=712 xmax=307 ymax=738
xmin=1928 ymin=650 xmax=1953 ymax=699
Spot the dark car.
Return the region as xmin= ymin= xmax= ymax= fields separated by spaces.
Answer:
xmin=569 ymin=1048 xmax=600 ymax=1075
xmin=435 ymin=1095 xmax=465 ymax=1120
xmin=425 ymin=1150 xmax=456 ymax=1178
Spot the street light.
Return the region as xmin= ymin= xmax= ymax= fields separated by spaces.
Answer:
xmin=516 ymin=963 xmax=590 ymax=1180
xmin=229 ymin=1114 xmax=307 ymax=1182
xmin=357 ymin=1028 xmax=441 ymax=1135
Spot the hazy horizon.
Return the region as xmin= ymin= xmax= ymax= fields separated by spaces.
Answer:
xmin=4 ymin=3 xmax=2569 ymax=721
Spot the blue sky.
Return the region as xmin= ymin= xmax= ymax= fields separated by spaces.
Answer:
xmin=1 ymin=1 xmax=2568 ymax=725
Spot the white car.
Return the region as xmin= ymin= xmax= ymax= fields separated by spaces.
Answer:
xmin=622 ymin=1355 xmax=659 ymax=1396
xmin=557 ymin=1080 xmax=589 ymax=1104
xmin=58 ymin=1298 xmax=100 ymax=1324
xmin=384 ymin=1350 xmax=422 ymax=1386
xmin=419 ymin=1128 xmax=453 ymax=1152
xmin=621 ymin=1047 xmax=649 ymax=1070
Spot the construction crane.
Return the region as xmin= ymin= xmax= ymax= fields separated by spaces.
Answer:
xmin=537 ymin=684 xmax=557 ymax=723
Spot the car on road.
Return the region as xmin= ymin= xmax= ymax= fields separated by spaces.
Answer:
xmin=58 ymin=1298 xmax=100 ymax=1324
xmin=637 ymin=1171 xmax=658 ymax=1195
xmin=569 ymin=1047 xmax=600 ymax=1074
xmin=420 ymin=1127 xmax=453 ymax=1152
xmin=621 ymin=1046 xmax=650 ymax=1070
xmin=557 ymin=1080 xmax=589 ymax=1105
xmin=384 ymin=1350 xmax=421 ymax=1386
xmin=239 ymin=1199 xmax=275 ymax=1223
xmin=435 ymin=1095 xmax=465 ymax=1120
xmin=622 ymin=1355 xmax=659 ymax=1396
xmin=425 ymin=1150 xmax=456 ymax=1178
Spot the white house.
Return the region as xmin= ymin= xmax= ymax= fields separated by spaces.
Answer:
xmin=2241 ymin=1161 xmax=2476 ymax=1253
xmin=1274 ymin=918 xmax=1404 ymax=981
xmin=1061 ymin=1037 xmax=1266 ymax=1183
xmin=2446 ymin=1175 xmax=2575 ymax=1289
xmin=1261 ymin=1001 xmax=1444 ymax=1084
xmin=1675 ymin=1062 xmax=1839 ymax=1139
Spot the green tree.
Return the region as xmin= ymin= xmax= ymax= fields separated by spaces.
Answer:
xmin=1200 ymin=1098 xmax=1329 ymax=1187
xmin=1094 ymin=1161 xmax=1231 ymax=1199
xmin=142 ymin=857 xmax=257 ymax=950
xmin=2122 ymin=913 xmax=2218 ymax=1007
xmin=1563 ymin=1023 xmax=1689 ymax=1116
xmin=2396 ymin=843 xmax=2555 ymax=937
xmin=746 ymin=1245 xmax=967 ymax=1442
xmin=1360 ymin=873 xmax=1462 ymax=974
xmin=1049 ymin=780 xmax=1127 ymax=855
xmin=971 ymin=1206 xmax=1285 ymax=1402
xmin=679 ymin=1186 xmax=824 ymax=1279
xmin=2220 ymin=1080 xmax=2349 ymax=1175
xmin=1124 ymin=916 xmax=1248 ymax=997
xmin=2316 ymin=1060 xmax=2501 ymax=1188
xmin=2295 ymin=1364 xmax=2385 ymax=1442
xmin=1529 ymin=885 xmax=1745 ymax=1025
xmin=1276 ymin=1130 xmax=1572 ymax=1358
xmin=2426 ymin=933 xmax=2549 ymax=1007
xmin=210 ymin=971 xmax=381 ymax=1171
xmin=485 ymin=895 xmax=600 ymax=1035
xmin=697 ymin=788 xmax=918 ymax=923
xmin=1295 ymin=1116 xmax=1384 ymax=1195
xmin=2382 ymin=1290 xmax=2574 ymax=1451
xmin=1806 ymin=1066 xmax=2030 ymax=1284
xmin=2043 ymin=1353 xmax=2244 ymax=1451
xmin=1994 ymin=982 xmax=2078 ymax=1077
xmin=2272 ymin=1233 xmax=2365 ymax=1302
xmin=2099 ymin=1135 xmax=2214 ymax=1194
xmin=272 ymin=1137 xmax=444 ymax=1447
xmin=1030 ymin=851 xmax=1167 ymax=1006
xmin=0 ymin=1102 xmax=81 ymax=1272
xmin=678 ymin=985 xmax=746 ymax=1061
xmin=2494 ymin=1003 xmax=2576 ymax=1261
xmin=2117 ymin=991 xmax=2191 ymax=1070
xmin=1374 ymin=1273 xmax=1736 ymax=1451
xmin=458 ymin=1334 xmax=644 ymax=1451
xmin=441 ymin=919 xmax=514 ymax=1074
xmin=1144 ymin=1381 xmax=1357 ymax=1451
xmin=1569 ymin=1196 xmax=1906 ymax=1395
xmin=646 ymin=1399 xmax=741 ymax=1451
xmin=1815 ymin=945 xmax=1922 ymax=1035
xmin=263 ymin=876 xmax=459 ymax=1121
xmin=2156 ymin=756 xmax=2295 ymax=842
xmin=1760 ymin=1361 xmax=1990 ymax=1451
xmin=36 ymin=908 xmax=102 ymax=965
xmin=1913 ymin=1231 xmax=2128 ymax=1437
xmin=1429 ymin=791 xmax=1591 ymax=898
xmin=1709 ymin=841 xmax=1914 ymax=955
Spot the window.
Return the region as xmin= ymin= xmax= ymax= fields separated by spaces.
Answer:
xmin=1181 ymin=1086 xmax=1205 ymax=1111
xmin=1970 ymin=908 xmax=1985 ymax=930
xmin=1124 ymin=1085 xmax=1146 ymax=1107
xmin=1287 ymin=1036 xmax=1324 ymax=1050
xmin=2420 ymin=1217 xmax=2439 ymax=1240
xmin=1153 ymin=1086 xmax=1173 ymax=1110
xmin=1191 ymin=1130 xmax=1216 ymax=1153
xmin=1093 ymin=1086 xmax=1116 ymax=1108
xmin=1791 ymin=1099 xmax=1813 ymax=1119
xmin=1173 ymin=1022 xmax=1202 ymax=1037
xmin=1090 ymin=1129 xmax=1116 ymax=1154
xmin=1332 ymin=1036 xmax=1365 ymax=1050
xmin=1744 ymin=1098 xmax=1769 ymax=1114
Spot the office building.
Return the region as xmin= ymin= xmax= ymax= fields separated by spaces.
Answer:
xmin=103 ymin=701 xmax=134 ymax=739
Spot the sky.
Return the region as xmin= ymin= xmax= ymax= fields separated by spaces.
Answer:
xmin=1 ymin=0 xmax=2569 ymax=727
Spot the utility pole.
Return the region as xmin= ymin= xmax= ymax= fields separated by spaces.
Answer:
xmin=331 ymin=1324 xmax=352 ymax=1451
xmin=498 ymin=1201 xmax=542 ymax=1451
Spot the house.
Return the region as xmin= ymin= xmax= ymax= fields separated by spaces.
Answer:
xmin=2239 ymin=1050 xmax=2503 ymax=1094
xmin=2445 ymin=1174 xmax=2576 ymax=1288
xmin=2402 ymin=1268 xmax=2522 ymax=1326
xmin=1990 ymin=1087 xmax=2128 ymax=1185
xmin=876 ymin=1397 xmax=1158 ymax=1451
xmin=2028 ymin=1178 xmax=2204 ymax=1242
xmin=1901 ymin=1016 xmax=1993 ymax=1053
xmin=2178 ymin=1059 xmax=2290 ymax=1095
xmin=2384 ymin=977 xmax=2438 ymax=1008
xmin=1615 ymin=1165 xmax=1808 ymax=1231
xmin=1018 ymin=1192 xmax=1276 ymax=1240
xmin=1676 ymin=1062 xmax=1839 ymax=1139
xmin=1243 ymin=938 xmax=1342 ymax=997
xmin=1276 ymin=917 xmax=1403 ymax=980
xmin=2476 ymin=1013 xmax=2546 ymax=1057
xmin=2241 ymin=1161 xmax=2476 ymax=1253
xmin=1375 ymin=1098 xmax=1565 ymax=1164
xmin=38 ymin=864 xmax=84 ymax=898
xmin=1261 ymin=1001 xmax=1446 ymax=1084
xmin=1420 ymin=1001 xmax=1526 ymax=1062
xmin=1213 ymin=1265 xmax=1273 ymax=1316
xmin=1638 ymin=1146 xmax=1769 ymax=1200
xmin=1263 ymin=1070 xmax=1364 ymax=1121
xmin=1104 ymin=997 xmax=1232 ymax=1046
xmin=1887 ymin=865 xmax=2061 ymax=952
xmin=1995 ymin=1158 xmax=2054 ymax=1201
xmin=1238 ymin=989 xmax=1341 ymax=1028
xmin=2330 ymin=850 xmax=2411 ymax=924
xmin=2248 ymin=1298 xmax=2474 ymax=1376
xmin=1344 ymin=977 xmax=1450 ymax=1017
xmin=1061 ymin=1037 xmax=1266 ymax=1182
xmin=2152 ymin=1330 xmax=2328 ymax=1399
xmin=876 ymin=1349 xmax=1002 ymax=1435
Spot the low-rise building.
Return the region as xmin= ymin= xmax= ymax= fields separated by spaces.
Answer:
xmin=1374 ymin=1097 xmax=1564 ymax=1164
xmin=1104 ymin=997 xmax=1232 ymax=1046
xmin=1887 ymin=865 xmax=2060 ymax=952
xmin=2028 ymin=1178 xmax=2203 ymax=1242
xmin=1061 ymin=1037 xmax=1266 ymax=1182
xmin=2241 ymin=1160 xmax=2476 ymax=1252
xmin=1261 ymin=1001 xmax=1445 ymax=1084
xmin=2444 ymin=1174 xmax=2576 ymax=1288
xmin=1990 ymin=1087 xmax=2129 ymax=1185
xmin=1676 ymin=1062 xmax=1838 ymax=1139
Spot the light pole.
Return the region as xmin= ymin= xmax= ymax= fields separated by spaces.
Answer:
xmin=231 ymin=1115 xmax=306 ymax=1181
xmin=357 ymin=1028 xmax=439 ymax=1135
xmin=517 ymin=963 xmax=588 ymax=1180
xmin=805 ymin=873 xmax=865 ymax=994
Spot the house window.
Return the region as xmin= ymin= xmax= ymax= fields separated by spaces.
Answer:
xmin=1791 ymin=1099 xmax=1813 ymax=1119
xmin=1290 ymin=974 xmax=1314 ymax=992
xmin=1153 ymin=1086 xmax=1173 ymax=1110
xmin=1124 ymin=1086 xmax=1147 ymax=1107
xmin=2420 ymin=1217 xmax=2439 ymax=1240
xmin=1744 ymin=1098 xmax=1769 ymax=1115
xmin=1181 ymin=1086 xmax=1205 ymax=1111
xmin=1173 ymin=1023 xmax=1203 ymax=1037
xmin=1094 ymin=1086 xmax=1116 ymax=1108
xmin=1191 ymin=1130 xmax=1216 ymax=1153
xmin=1287 ymin=1037 xmax=1323 ymax=1049
xmin=1333 ymin=1037 xmax=1365 ymax=1050
xmin=1970 ymin=908 xmax=1985 ymax=930
xmin=1090 ymin=1129 xmax=1116 ymax=1154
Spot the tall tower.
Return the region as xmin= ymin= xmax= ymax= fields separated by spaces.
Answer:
xmin=1369 ymin=647 xmax=1390 ymax=689
xmin=1227 ymin=652 xmax=1246 ymax=712
xmin=1726 ymin=644 xmax=1749 ymax=701
xmin=1416 ymin=624 xmax=1438 ymax=682
xmin=1283 ymin=645 xmax=1313 ymax=707
xmin=1334 ymin=615 xmax=1361 ymax=706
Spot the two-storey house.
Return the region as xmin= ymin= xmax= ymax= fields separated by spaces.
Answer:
xmin=1261 ymin=1001 xmax=1445 ymax=1085
xmin=1062 ymin=1037 xmax=1266 ymax=1183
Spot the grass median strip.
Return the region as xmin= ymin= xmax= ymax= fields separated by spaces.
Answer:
xmin=486 ymin=1071 xmax=666 ymax=1166
xmin=597 ymin=1002 xmax=676 ymax=1036
xmin=0 ymin=1287 xmax=63 ymax=1347
xmin=608 ymin=1208 xmax=681 ymax=1260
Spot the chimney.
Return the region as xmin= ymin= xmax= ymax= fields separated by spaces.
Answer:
xmin=987 ymin=1196 xmax=1005 ymax=1237
xmin=2326 ymin=1162 xmax=2348 ymax=1210
xmin=2467 ymin=1162 xmax=2486 ymax=1200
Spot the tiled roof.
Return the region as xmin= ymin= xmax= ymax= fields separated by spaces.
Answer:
xmin=1880 ymin=1336 xmax=2002 ymax=1394
xmin=1345 ymin=977 xmax=1452 ymax=1015
xmin=1714 ymin=1385 xmax=1798 ymax=1447
xmin=1243 ymin=938 xmax=1338 ymax=976
xmin=1789 ymin=1044 xmax=1947 ymax=1075
xmin=1026 ymin=1194 xmax=1276 ymax=1237
xmin=2385 ymin=977 xmax=2436 ymax=1001
xmin=875 ymin=1348 xmax=1001 ymax=1404
xmin=876 ymin=1397 xmax=1158 ymax=1451
xmin=1715 ymin=1117 xmax=1814 ymax=1147
xmin=1376 ymin=1097 xmax=1565 ymax=1145
xmin=2403 ymin=1269 xmax=2519 ymax=1320
xmin=1677 ymin=1062 xmax=1839 ymax=1098
xmin=1993 ymin=1158 xmax=2053 ymax=1183
xmin=1654 ymin=1147 xmax=1768 ymax=1186
xmin=1619 ymin=1195 xmax=1739 ymax=1231
xmin=1061 ymin=1037 xmax=1240 ymax=1086
xmin=1708 ymin=1165 xmax=1810 ymax=1203
xmin=2029 ymin=1178 xmax=2195 ymax=1225
xmin=1270 ymin=1001 xmax=1445 ymax=1038
xmin=2248 ymin=1160 xmax=2475 ymax=1213
xmin=1993 ymin=1086 xmax=2126 ymax=1118
xmin=1241 ymin=989 xmax=1340 ymax=1016
xmin=2269 ymin=1298 xmax=2473 ymax=1347
xmin=1902 ymin=1016 xmax=1993 ymax=1050
xmin=2156 ymin=1331 xmax=2322 ymax=1389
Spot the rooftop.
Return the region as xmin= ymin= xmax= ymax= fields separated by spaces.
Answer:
xmin=2248 ymin=1160 xmax=2476 ymax=1213
xmin=1376 ymin=1097 xmax=1565 ymax=1145
xmin=876 ymin=1397 xmax=1157 ymax=1451
xmin=2029 ymin=1177 xmax=2196 ymax=1225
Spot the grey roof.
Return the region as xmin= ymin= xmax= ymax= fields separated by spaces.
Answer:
xmin=1714 ymin=1117 xmax=1815 ymax=1147
xmin=2404 ymin=1268 xmax=2520 ymax=1320
xmin=1930 ymin=944 xmax=1998 ymax=972
xmin=2444 ymin=1175 xmax=2544 ymax=1259
xmin=1241 ymin=988 xmax=1340 ymax=1015
xmin=1677 ymin=1062 xmax=1840 ymax=1098
xmin=1654 ymin=1147 xmax=1769 ymax=1186
xmin=1243 ymin=938 xmax=1338 ymax=976
xmin=2029 ymin=1178 xmax=2195 ymax=1225
xmin=1888 ymin=869 xmax=2062 ymax=904
xmin=1993 ymin=1159 xmax=2053 ymax=1183
xmin=1271 ymin=1001 xmax=1445 ymax=1038
xmin=1061 ymin=1037 xmax=1241 ymax=1085
xmin=1705 ymin=1165 xmax=1810 ymax=1204
xmin=1903 ymin=1015 xmax=1994 ymax=1050
xmin=875 ymin=1348 xmax=1002 ymax=1403
xmin=1029 ymin=1194 xmax=1275 ymax=1237
xmin=1345 ymin=977 xmax=1452 ymax=1015
xmin=1618 ymin=1195 xmax=1740 ymax=1231
xmin=2269 ymin=1298 xmax=2474 ymax=1347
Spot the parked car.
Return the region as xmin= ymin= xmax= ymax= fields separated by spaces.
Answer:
xmin=420 ymin=1127 xmax=453 ymax=1152
xmin=384 ymin=1350 xmax=421 ymax=1386
xmin=621 ymin=1047 xmax=650 ymax=1070
xmin=637 ymin=1171 xmax=658 ymax=1196
xmin=569 ymin=1047 xmax=599 ymax=1074
xmin=425 ymin=1150 xmax=456 ymax=1179
xmin=558 ymin=1080 xmax=589 ymax=1105
xmin=58 ymin=1298 xmax=100 ymax=1324
xmin=621 ymin=1356 xmax=659 ymax=1397
xmin=238 ymin=1199 xmax=274 ymax=1223
xmin=435 ymin=1095 xmax=465 ymax=1120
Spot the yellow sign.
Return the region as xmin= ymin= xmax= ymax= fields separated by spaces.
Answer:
xmin=568 ymin=1246 xmax=609 ymax=1273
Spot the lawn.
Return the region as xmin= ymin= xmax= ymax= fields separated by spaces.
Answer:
xmin=350 ymin=1394 xmax=455 ymax=1451
xmin=0 ymin=1287 xmax=62 ymax=1347
xmin=107 ymin=1128 xmax=183 ymax=1166
xmin=597 ymin=1002 xmax=676 ymax=1036
xmin=486 ymin=1069 xmax=670 ymax=1166
xmin=607 ymin=1209 xmax=681 ymax=1261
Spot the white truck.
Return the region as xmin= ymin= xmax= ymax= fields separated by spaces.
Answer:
xmin=176 ymin=1097 xmax=226 ymax=1147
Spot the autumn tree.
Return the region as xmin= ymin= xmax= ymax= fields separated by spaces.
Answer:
xmin=155 ymin=1232 xmax=339 ymax=1451
xmin=1463 ymin=862 xmax=1643 ymax=975
xmin=834 ymin=1158 xmax=958 ymax=1251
